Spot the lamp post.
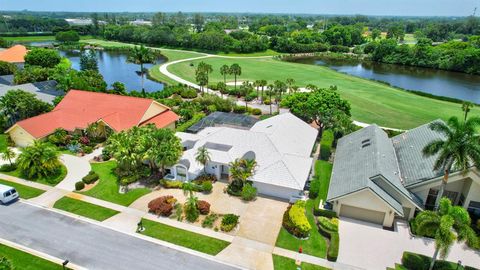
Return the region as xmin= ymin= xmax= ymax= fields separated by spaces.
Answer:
xmin=62 ymin=260 xmax=69 ymax=270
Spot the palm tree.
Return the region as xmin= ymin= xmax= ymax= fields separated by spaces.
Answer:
xmin=220 ymin=64 xmax=230 ymax=84
xmin=127 ymin=45 xmax=157 ymax=96
xmin=195 ymin=70 xmax=208 ymax=93
xmin=195 ymin=147 xmax=211 ymax=174
xmin=197 ymin=61 xmax=213 ymax=86
xmin=274 ymin=80 xmax=287 ymax=114
xmin=254 ymin=80 xmax=262 ymax=101
xmin=422 ymin=116 xmax=480 ymax=210
xmin=241 ymin=81 xmax=253 ymax=111
xmin=229 ymin=63 xmax=242 ymax=91
xmin=182 ymin=181 xmax=196 ymax=199
xmin=414 ymin=198 xmax=478 ymax=270
xmin=462 ymin=101 xmax=473 ymax=122
xmin=259 ymin=79 xmax=267 ymax=103
xmin=286 ymin=78 xmax=295 ymax=93
xmin=267 ymin=84 xmax=274 ymax=114
xmin=1 ymin=148 xmax=15 ymax=166
xmin=16 ymin=142 xmax=61 ymax=179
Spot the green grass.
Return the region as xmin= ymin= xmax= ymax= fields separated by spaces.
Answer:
xmin=0 ymin=243 xmax=65 ymax=270
xmin=4 ymin=35 xmax=94 ymax=42
xmin=315 ymin=160 xmax=333 ymax=202
xmin=3 ymin=165 xmax=67 ymax=186
xmin=139 ymin=218 xmax=230 ymax=255
xmin=275 ymin=199 xmax=328 ymax=258
xmin=320 ymin=130 xmax=334 ymax=161
xmin=53 ymin=196 xmax=119 ymax=221
xmin=80 ymin=161 xmax=151 ymax=206
xmin=166 ymin=56 xmax=479 ymax=129
xmin=217 ymin=49 xmax=281 ymax=57
xmin=0 ymin=134 xmax=8 ymax=152
xmin=0 ymin=179 xmax=45 ymax=199
xmin=272 ymin=255 xmax=330 ymax=270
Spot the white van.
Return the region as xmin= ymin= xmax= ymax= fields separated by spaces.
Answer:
xmin=0 ymin=184 xmax=19 ymax=204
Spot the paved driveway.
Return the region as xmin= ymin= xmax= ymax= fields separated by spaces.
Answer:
xmin=338 ymin=218 xmax=480 ymax=270
xmin=0 ymin=202 xmax=239 ymax=270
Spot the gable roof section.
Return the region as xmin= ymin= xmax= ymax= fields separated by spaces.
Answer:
xmin=12 ymin=90 xmax=178 ymax=138
xmin=327 ymin=124 xmax=423 ymax=215
xmin=391 ymin=120 xmax=445 ymax=187
xmin=0 ymin=45 xmax=27 ymax=63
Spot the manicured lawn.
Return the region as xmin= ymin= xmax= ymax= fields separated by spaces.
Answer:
xmin=315 ymin=160 xmax=333 ymax=202
xmin=53 ymin=196 xmax=119 ymax=221
xmin=3 ymin=165 xmax=67 ymax=186
xmin=272 ymin=255 xmax=330 ymax=270
xmin=80 ymin=161 xmax=151 ymax=206
xmin=0 ymin=134 xmax=8 ymax=152
xmin=0 ymin=179 xmax=45 ymax=199
xmin=139 ymin=218 xmax=230 ymax=255
xmin=275 ymin=199 xmax=328 ymax=258
xmin=166 ymin=56 xmax=478 ymax=129
xmin=0 ymin=243 xmax=65 ymax=270
xmin=217 ymin=49 xmax=281 ymax=57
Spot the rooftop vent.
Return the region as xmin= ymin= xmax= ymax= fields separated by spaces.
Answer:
xmin=361 ymin=139 xmax=371 ymax=148
xmin=362 ymin=143 xmax=371 ymax=148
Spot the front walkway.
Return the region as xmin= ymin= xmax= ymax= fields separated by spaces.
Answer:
xmin=338 ymin=218 xmax=480 ymax=270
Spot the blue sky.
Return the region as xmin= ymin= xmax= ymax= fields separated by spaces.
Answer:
xmin=0 ymin=0 xmax=478 ymax=16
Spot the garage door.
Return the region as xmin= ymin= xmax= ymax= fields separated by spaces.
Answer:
xmin=340 ymin=204 xmax=385 ymax=225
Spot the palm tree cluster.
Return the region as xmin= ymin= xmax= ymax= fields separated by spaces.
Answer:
xmin=105 ymin=125 xmax=183 ymax=179
xmin=219 ymin=64 xmax=242 ymax=90
xmin=228 ymin=158 xmax=257 ymax=193
xmin=16 ymin=142 xmax=61 ymax=179
xmin=195 ymin=61 xmax=213 ymax=93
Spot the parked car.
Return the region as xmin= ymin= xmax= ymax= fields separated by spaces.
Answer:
xmin=0 ymin=184 xmax=18 ymax=204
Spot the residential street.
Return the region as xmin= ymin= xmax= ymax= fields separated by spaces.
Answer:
xmin=0 ymin=202 xmax=240 ymax=270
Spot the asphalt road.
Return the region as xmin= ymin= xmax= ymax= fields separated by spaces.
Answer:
xmin=0 ymin=202 xmax=239 ymax=270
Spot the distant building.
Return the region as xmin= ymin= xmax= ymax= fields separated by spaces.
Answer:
xmin=65 ymin=18 xmax=106 ymax=26
xmin=129 ymin=19 xmax=152 ymax=26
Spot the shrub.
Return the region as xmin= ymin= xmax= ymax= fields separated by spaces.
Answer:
xmin=82 ymin=171 xmax=99 ymax=184
xmin=148 ymin=196 xmax=177 ymax=217
xmin=82 ymin=145 xmax=93 ymax=154
xmin=180 ymin=88 xmax=198 ymax=99
xmin=317 ymin=217 xmax=339 ymax=233
xmin=329 ymin=45 xmax=350 ymax=53
xmin=67 ymin=144 xmax=81 ymax=153
xmin=313 ymin=207 xmax=338 ymax=218
xmin=233 ymin=105 xmax=246 ymax=114
xmin=194 ymin=174 xmax=217 ymax=183
xmin=309 ymin=179 xmax=320 ymax=199
xmin=0 ymin=163 xmax=17 ymax=172
xmin=202 ymin=213 xmax=218 ymax=228
xmin=287 ymin=200 xmax=311 ymax=237
xmin=102 ymin=148 xmax=112 ymax=160
xmin=119 ymin=174 xmax=141 ymax=186
xmin=241 ymin=183 xmax=257 ymax=201
xmin=184 ymin=202 xmax=200 ymax=222
xmin=79 ymin=136 xmax=90 ymax=145
xmin=263 ymin=99 xmax=271 ymax=105
xmin=0 ymin=256 xmax=13 ymax=270
xmin=328 ymin=232 xmax=339 ymax=262
xmin=401 ymin=252 xmax=431 ymax=270
xmin=221 ymin=214 xmax=239 ymax=232
xmin=160 ymin=179 xmax=184 ymax=189
xmin=0 ymin=60 xmax=17 ymax=75
xmin=201 ymin=181 xmax=213 ymax=193
xmin=25 ymin=48 xmax=61 ymax=68
xmin=75 ymin=181 xmax=85 ymax=191
xmin=197 ymin=200 xmax=211 ymax=215
xmin=250 ymin=108 xmax=262 ymax=115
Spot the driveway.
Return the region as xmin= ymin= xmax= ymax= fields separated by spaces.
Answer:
xmin=338 ymin=218 xmax=480 ymax=270
xmin=0 ymin=202 xmax=239 ymax=270
xmin=56 ymin=154 xmax=91 ymax=191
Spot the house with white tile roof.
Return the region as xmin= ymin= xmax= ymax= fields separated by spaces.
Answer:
xmin=170 ymin=113 xmax=318 ymax=200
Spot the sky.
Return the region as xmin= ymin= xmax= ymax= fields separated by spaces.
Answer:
xmin=0 ymin=0 xmax=478 ymax=16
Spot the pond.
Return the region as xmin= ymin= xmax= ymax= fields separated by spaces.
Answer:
xmin=59 ymin=50 xmax=166 ymax=93
xmin=289 ymin=57 xmax=480 ymax=103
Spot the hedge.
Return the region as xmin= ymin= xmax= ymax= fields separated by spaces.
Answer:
xmin=308 ymin=179 xmax=320 ymax=199
xmin=313 ymin=207 xmax=338 ymax=218
xmin=160 ymin=179 xmax=184 ymax=189
xmin=317 ymin=217 xmax=339 ymax=262
xmin=287 ymin=200 xmax=311 ymax=238
xmin=328 ymin=232 xmax=339 ymax=262
xmin=82 ymin=171 xmax=99 ymax=184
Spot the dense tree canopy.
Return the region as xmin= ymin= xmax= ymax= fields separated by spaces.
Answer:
xmin=55 ymin=30 xmax=80 ymax=42
xmin=0 ymin=89 xmax=53 ymax=127
xmin=24 ymin=48 xmax=61 ymax=68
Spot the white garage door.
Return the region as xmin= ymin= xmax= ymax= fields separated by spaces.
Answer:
xmin=253 ymin=182 xmax=300 ymax=200
xmin=340 ymin=204 xmax=385 ymax=225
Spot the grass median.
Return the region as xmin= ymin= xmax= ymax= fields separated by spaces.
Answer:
xmin=0 ymin=179 xmax=45 ymax=199
xmin=139 ymin=218 xmax=230 ymax=255
xmin=272 ymin=255 xmax=330 ymax=270
xmin=0 ymin=243 xmax=66 ymax=270
xmin=53 ymin=196 xmax=119 ymax=221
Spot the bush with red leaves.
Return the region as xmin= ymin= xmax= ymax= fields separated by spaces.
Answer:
xmin=197 ymin=200 xmax=211 ymax=215
xmin=79 ymin=136 xmax=90 ymax=145
xmin=148 ymin=196 xmax=177 ymax=217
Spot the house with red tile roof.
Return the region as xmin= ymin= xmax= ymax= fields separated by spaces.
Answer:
xmin=6 ymin=90 xmax=179 ymax=146
xmin=0 ymin=45 xmax=28 ymax=64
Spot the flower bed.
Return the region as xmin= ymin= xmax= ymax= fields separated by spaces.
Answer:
xmin=148 ymin=196 xmax=177 ymax=217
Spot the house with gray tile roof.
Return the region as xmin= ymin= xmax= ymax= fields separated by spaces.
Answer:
xmin=328 ymin=121 xmax=480 ymax=227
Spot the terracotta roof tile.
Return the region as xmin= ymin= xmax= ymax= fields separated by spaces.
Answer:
xmin=0 ymin=45 xmax=27 ymax=63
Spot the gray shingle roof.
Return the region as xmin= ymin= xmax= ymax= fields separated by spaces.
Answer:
xmin=392 ymin=121 xmax=445 ymax=187
xmin=327 ymin=123 xmax=431 ymax=215
xmin=0 ymin=80 xmax=62 ymax=103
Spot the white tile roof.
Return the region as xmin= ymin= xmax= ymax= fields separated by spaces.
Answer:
xmin=176 ymin=113 xmax=318 ymax=190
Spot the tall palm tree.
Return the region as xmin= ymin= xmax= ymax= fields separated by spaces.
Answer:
xmin=241 ymin=81 xmax=253 ymax=111
xmin=286 ymin=78 xmax=295 ymax=93
xmin=229 ymin=63 xmax=242 ymax=91
xmin=260 ymin=79 xmax=267 ymax=103
xmin=254 ymin=80 xmax=262 ymax=101
xmin=1 ymin=148 xmax=15 ymax=166
xmin=267 ymin=84 xmax=274 ymax=115
xmin=423 ymin=116 xmax=480 ymax=210
xmin=127 ymin=45 xmax=157 ymax=96
xmin=220 ymin=64 xmax=230 ymax=84
xmin=16 ymin=142 xmax=61 ymax=179
xmin=414 ymin=198 xmax=477 ymax=270
xmin=197 ymin=61 xmax=213 ymax=86
xmin=274 ymin=80 xmax=287 ymax=114
xmin=195 ymin=147 xmax=211 ymax=174
xmin=462 ymin=101 xmax=473 ymax=122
